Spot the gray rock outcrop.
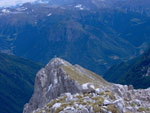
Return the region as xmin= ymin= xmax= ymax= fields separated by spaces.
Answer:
xmin=23 ymin=58 xmax=150 ymax=113
xmin=23 ymin=58 xmax=82 ymax=113
xmin=23 ymin=58 xmax=108 ymax=113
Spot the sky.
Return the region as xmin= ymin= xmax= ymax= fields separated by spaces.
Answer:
xmin=0 ymin=0 xmax=43 ymax=7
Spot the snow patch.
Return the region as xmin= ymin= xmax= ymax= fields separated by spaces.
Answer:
xmin=75 ymin=4 xmax=82 ymax=8
xmin=75 ymin=4 xmax=84 ymax=10
xmin=47 ymin=13 xmax=52 ymax=16
xmin=0 ymin=0 xmax=36 ymax=8
xmin=0 ymin=0 xmax=48 ymax=8
xmin=2 ymin=9 xmax=10 ymax=13
xmin=16 ymin=7 xmax=27 ymax=11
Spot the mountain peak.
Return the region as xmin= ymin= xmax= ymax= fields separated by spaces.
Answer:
xmin=23 ymin=58 xmax=108 ymax=113
xmin=47 ymin=57 xmax=71 ymax=67
xmin=23 ymin=58 xmax=150 ymax=113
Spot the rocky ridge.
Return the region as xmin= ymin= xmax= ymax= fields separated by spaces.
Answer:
xmin=23 ymin=58 xmax=150 ymax=113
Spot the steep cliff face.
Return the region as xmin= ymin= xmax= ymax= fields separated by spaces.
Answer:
xmin=23 ymin=58 xmax=109 ymax=113
xmin=23 ymin=58 xmax=150 ymax=113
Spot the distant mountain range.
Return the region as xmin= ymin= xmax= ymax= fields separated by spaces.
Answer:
xmin=0 ymin=1 xmax=150 ymax=75
xmin=0 ymin=53 xmax=42 ymax=113
xmin=104 ymin=48 xmax=150 ymax=89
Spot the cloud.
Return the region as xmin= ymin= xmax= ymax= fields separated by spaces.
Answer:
xmin=0 ymin=0 xmax=40 ymax=7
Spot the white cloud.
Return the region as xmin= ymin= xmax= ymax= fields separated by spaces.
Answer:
xmin=0 ymin=0 xmax=41 ymax=7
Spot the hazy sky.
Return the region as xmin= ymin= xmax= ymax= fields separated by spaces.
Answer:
xmin=0 ymin=0 xmax=39 ymax=7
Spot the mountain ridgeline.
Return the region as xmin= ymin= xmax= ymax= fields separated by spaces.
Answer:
xmin=0 ymin=53 xmax=42 ymax=113
xmin=104 ymin=49 xmax=150 ymax=89
xmin=0 ymin=0 xmax=150 ymax=75
xmin=23 ymin=58 xmax=150 ymax=113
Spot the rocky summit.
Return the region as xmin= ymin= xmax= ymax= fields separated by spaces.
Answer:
xmin=23 ymin=58 xmax=150 ymax=113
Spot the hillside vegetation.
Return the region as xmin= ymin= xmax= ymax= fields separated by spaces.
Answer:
xmin=104 ymin=49 xmax=150 ymax=89
xmin=0 ymin=53 xmax=42 ymax=113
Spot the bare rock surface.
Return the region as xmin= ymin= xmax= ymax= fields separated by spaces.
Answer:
xmin=23 ymin=58 xmax=150 ymax=113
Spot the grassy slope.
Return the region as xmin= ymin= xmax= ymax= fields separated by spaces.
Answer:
xmin=62 ymin=64 xmax=109 ymax=88
xmin=0 ymin=53 xmax=42 ymax=113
